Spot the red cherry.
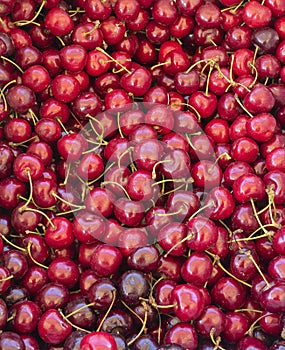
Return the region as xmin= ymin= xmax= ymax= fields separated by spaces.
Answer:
xmin=80 ymin=332 xmax=117 ymax=350
xmin=44 ymin=7 xmax=74 ymax=36
xmin=38 ymin=309 xmax=72 ymax=345
xmin=242 ymin=1 xmax=272 ymax=29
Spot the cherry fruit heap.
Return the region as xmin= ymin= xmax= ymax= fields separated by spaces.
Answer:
xmin=0 ymin=0 xmax=285 ymax=349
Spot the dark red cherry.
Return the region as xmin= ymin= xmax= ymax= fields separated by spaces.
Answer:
xmin=164 ymin=323 xmax=198 ymax=350
xmin=211 ymin=277 xmax=246 ymax=311
xmin=47 ymin=257 xmax=79 ymax=289
xmin=222 ymin=312 xmax=249 ymax=343
xmin=90 ymin=244 xmax=123 ymax=277
xmin=242 ymin=1 xmax=272 ymax=29
xmin=181 ymin=252 xmax=213 ymax=286
xmin=44 ymin=7 xmax=74 ymax=36
xmin=195 ymin=305 xmax=226 ymax=338
xmin=38 ymin=309 xmax=72 ymax=345
xmin=233 ymin=173 xmax=266 ymax=203
xmin=186 ymin=216 xmax=218 ymax=251
xmin=6 ymin=85 xmax=36 ymax=114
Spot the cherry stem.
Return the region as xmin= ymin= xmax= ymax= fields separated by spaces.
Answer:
xmin=164 ymin=232 xmax=194 ymax=258
xmin=186 ymin=59 xmax=209 ymax=74
xmin=12 ymin=1 xmax=46 ymax=26
xmin=250 ymin=198 xmax=268 ymax=234
xmin=152 ymin=178 xmax=185 ymax=187
xmin=173 ymin=103 xmax=201 ymax=121
xmin=52 ymin=192 xmax=85 ymax=209
xmin=96 ymin=47 xmax=131 ymax=74
xmin=236 ymin=308 xmax=263 ymax=313
xmin=65 ymin=303 xmax=95 ymax=319
xmin=118 ymin=147 xmax=134 ymax=169
xmin=189 ymin=201 xmax=214 ymax=220
xmin=10 ymin=136 xmax=38 ymax=147
xmin=86 ymin=114 xmax=107 ymax=145
xmin=116 ymin=112 xmax=124 ymax=138
xmin=228 ymin=229 xmax=274 ymax=242
xmin=152 ymin=160 xmax=172 ymax=180
xmin=121 ymin=299 xmax=144 ymax=325
xmin=96 ymin=290 xmax=117 ymax=332
xmin=206 ymin=250 xmax=252 ymax=288
xmin=0 ymin=275 xmax=13 ymax=282
xmin=248 ymin=63 xmax=258 ymax=88
xmin=245 ymin=249 xmax=271 ymax=288
xmin=246 ymin=313 xmax=273 ymax=337
xmin=212 ymin=152 xmax=232 ymax=169
xmin=210 ymin=329 xmax=225 ymax=350
xmin=26 ymin=241 xmax=48 ymax=270
xmin=1 ymin=56 xmax=23 ymax=73
xmin=127 ymin=301 xmax=148 ymax=346
xmin=156 ymin=207 xmax=184 ymax=217
xmin=22 ymin=207 xmax=55 ymax=229
xmin=61 ymin=163 xmax=71 ymax=187
xmin=151 ymin=61 xmax=171 ymax=70
xmin=59 ymin=309 xmax=91 ymax=334
xmin=234 ymin=94 xmax=254 ymax=118
xmin=56 ymin=36 xmax=65 ymax=46
xmin=55 ymin=117 xmax=69 ymax=134
xmin=101 ymin=181 xmax=130 ymax=200
xmin=22 ymin=169 xmax=33 ymax=209
xmin=87 ymin=162 xmax=115 ymax=186
xmin=0 ymin=79 xmax=17 ymax=111
xmin=159 ymin=183 xmax=185 ymax=197
xmin=1 ymin=234 xmax=26 ymax=252
xmin=56 ymin=207 xmax=83 ymax=216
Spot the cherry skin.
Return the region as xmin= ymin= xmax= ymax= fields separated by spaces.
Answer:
xmin=35 ymin=282 xmax=69 ymax=312
xmin=242 ymin=1 xmax=272 ymax=29
xmin=158 ymin=223 xmax=187 ymax=257
xmin=181 ymin=252 xmax=213 ymax=286
xmin=38 ymin=309 xmax=72 ymax=345
xmin=90 ymin=244 xmax=123 ymax=277
xmin=9 ymin=300 xmax=41 ymax=334
xmin=204 ymin=186 xmax=235 ymax=220
xmin=45 ymin=217 xmax=74 ymax=249
xmin=171 ymin=284 xmax=205 ymax=322
xmin=47 ymin=257 xmax=79 ymax=289
xmin=118 ymin=270 xmax=149 ymax=305
xmin=233 ymin=173 xmax=266 ymax=203
xmin=0 ymin=177 xmax=26 ymax=210
xmin=44 ymin=7 xmax=74 ymax=36
xmin=127 ymin=245 xmax=159 ymax=273
xmin=195 ymin=305 xmax=226 ymax=338
xmin=80 ymin=332 xmax=117 ymax=350
xmin=211 ymin=277 xmax=246 ymax=311
xmin=117 ymin=228 xmax=148 ymax=257
xmin=222 ymin=312 xmax=249 ymax=343
xmin=164 ymin=323 xmax=198 ymax=350
xmin=186 ymin=216 xmax=218 ymax=251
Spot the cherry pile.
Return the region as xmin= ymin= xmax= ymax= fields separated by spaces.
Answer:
xmin=0 ymin=0 xmax=285 ymax=349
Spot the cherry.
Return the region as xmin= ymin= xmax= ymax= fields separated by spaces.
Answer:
xmin=22 ymin=267 xmax=48 ymax=295
xmin=0 ymin=266 xmax=13 ymax=294
xmin=238 ymin=336 xmax=268 ymax=350
xmin=222 ymin=312 xmax=250 ymax=343
xmin=191 ymin=160 xmax=222 ymax=191
xmin=47 ymin=257 xmax=79 ymax=288
xmin=195 ymin=305 xmax=226 ymax=338
xmin=231 ymin=203 xmax=259 ymax=235
xmin=127 ymin=245 xmax=160 ymax=272
xmin=181 ymin=252 xmax=213 ymax=286
xmin=114 ymin=198 xmax=145 ymax=227
xmin=211 ymin=277 xmax=246 ymax=311
xmin=164 ymin=323 xmax=198 ymax=350
xmin=186 ymin=216 xmax=218 ymax=251
xmin=85 ymin=188 xmax=115 ymax=218
xmin=121 ymin=65 xmax=152 ymax=97
xmin=243 ymin=1 xmax=272 ymax=29
xmin=38 ymin=309 xmax=72 ymax=345
xmin=233 ymin=173 xmax=266 ymax=203
xmin=146 ymin=21 xmax=170 ymax=45
xmin=118 ymin=270 xmax=149 ymax=305
xmin=44 ymin=7 xmax=74 ymax=36
xmin=90 ymin=244 xmax=123 ymax=277
xmin=80 ymin=332 xmax=117 ymax=350
xmin=6 ymin=84 xmax=36 ymax=114
xmin=204 ymin=186 xmax=235 ymax=220
xmin=9 ymin=300 xmax=41 ymax=334
xmin=0 ymin=332 xmax=25 ymax=350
